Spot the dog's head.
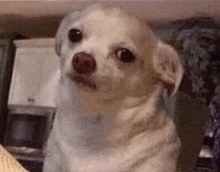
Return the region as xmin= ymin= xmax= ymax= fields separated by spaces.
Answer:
xmin=56 ymin=5 xmax=183 ymax=99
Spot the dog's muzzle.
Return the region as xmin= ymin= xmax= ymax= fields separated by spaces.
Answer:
xmin=72 ymin=52 xmax=96 ymax=74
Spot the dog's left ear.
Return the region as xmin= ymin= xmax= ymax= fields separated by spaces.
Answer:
xmin=153 ymin=41 xmax=184 ymax=96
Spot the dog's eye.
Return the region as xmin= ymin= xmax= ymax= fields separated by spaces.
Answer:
xmin=116 ymin=48 xmax=136 ymax=63
xmin=68 ymin=29 xmax=82 ymax=43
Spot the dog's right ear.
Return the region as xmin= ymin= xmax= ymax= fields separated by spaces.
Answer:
xmin=55 ymin=11 xmax=81 ymax=56
xmin=153 ymin=41 xmax=184 ymax=96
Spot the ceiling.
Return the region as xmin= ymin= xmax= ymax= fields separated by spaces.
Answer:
xmin=1 ymin=1 xmax=220 ymax=38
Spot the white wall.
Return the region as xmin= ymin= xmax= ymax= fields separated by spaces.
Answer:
xmin=1 ymin=1 xmax=220 ymax=37
xmin=1 ymin=1 xmax=220 ymax=21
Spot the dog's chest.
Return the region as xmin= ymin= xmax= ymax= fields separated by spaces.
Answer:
xmin=51 ymin=96 xmax=180 ymax=172
xmin=54 ymin=118 xmax=128 ymax=171
xmin=67 ymin=153 xmax=130 ymax=172
xmin=54 ymin=110 xmax=112 ymax=147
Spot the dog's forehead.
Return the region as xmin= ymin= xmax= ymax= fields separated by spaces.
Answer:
xmin=60 ymin=6 xmax=157 ymax=59
xmin=77 ymin=7 xmax=147 ymax=40
xmin=84 ymin=8 xmax=134 ymax=25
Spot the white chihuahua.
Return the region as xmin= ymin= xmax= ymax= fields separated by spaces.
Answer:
xmin=44 ymin=5 xmax=183 ymax=172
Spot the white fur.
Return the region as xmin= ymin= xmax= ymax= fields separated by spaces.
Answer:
xmin=44 ymin=5 xmax=183 ymax=172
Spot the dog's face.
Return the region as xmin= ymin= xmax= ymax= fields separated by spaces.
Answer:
xmin=56 ymin=5 xmax=183 ymax=99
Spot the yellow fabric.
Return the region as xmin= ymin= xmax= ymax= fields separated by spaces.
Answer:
xmin=0 ymin=145 xmax=29 ymax=172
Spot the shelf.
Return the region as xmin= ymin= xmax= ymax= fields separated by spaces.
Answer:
xmin=4 ymin=146 xmax=44 ymax=162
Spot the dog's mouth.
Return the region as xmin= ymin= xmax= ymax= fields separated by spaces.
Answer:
xmin=67 ymin=74 xmax=97 ymax=90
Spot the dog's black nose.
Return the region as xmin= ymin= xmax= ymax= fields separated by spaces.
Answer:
xmin=72 ymin=52 xmax=96 ymax=74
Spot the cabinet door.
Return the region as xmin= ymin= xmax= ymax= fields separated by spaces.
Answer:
xmin=8 ymin=46 xmax=59 ymax=108
xmin=35 ymin=47 xmax=59 ymax=107
xmin=9 ymin=47 xmax=44 ymax=106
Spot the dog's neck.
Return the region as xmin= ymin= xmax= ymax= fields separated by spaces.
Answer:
xmin=81 ymin=84 xmax=163 ymax=112
xmin=55 ymin=81 xmax=170 ymax=158
xmin=58 ymin=80 xmax=165 ymax=122
xmin=58 ymin=76 xmax=164 ymax=117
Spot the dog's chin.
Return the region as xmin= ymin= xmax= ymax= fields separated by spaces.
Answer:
xmin=67 ymin=74 xmax=97 ymax=90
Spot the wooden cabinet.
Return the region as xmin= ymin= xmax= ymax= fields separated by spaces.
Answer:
xmin=4 ymin=38 xmax=59 ymax=164
xmin=0 ymin=37 xmax=15 ymax=143
xmin=8 ymin=38 xmax=59 ymax=109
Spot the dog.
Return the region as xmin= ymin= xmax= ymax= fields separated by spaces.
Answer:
xmin=43 ymin=4 xmax=183 ymax=172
